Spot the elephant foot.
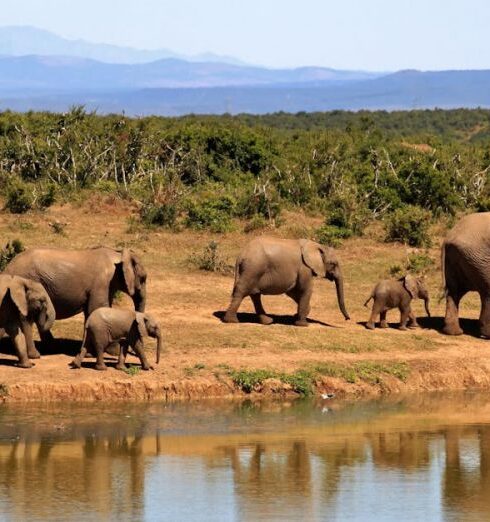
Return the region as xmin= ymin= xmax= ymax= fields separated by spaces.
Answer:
xmin=223 ymin=313 xmax=239 ymax=324
xmin=399 ymin=325 xmax=408 ymax=331
xmin=409 ymin=323 xmax=419 ymax=329
xmin=365 ymin=322 xmax=375 ymax=330
xmin=16 ymin=360 xmax=34 ymax=369
xmin=115 ymin=363 xmax=127 ymax=371
xmin=28 ymin=349 xmax=41 ymax=360
xmin=95 ymin=363 xmax=108 ymax=371
xmin=141 ymin=365 xmax=154 ymax=371
xmin=294 ymin=319 xmax=309 ymax=327
xmin=442 ymin=323 xmax=464 ymax=336
xmin=258 ymin=315 xmax=273 ymax=325
xmin=379 ymin=322 xmax=388 ymax=329
xmin=70 ymin=360 xmax=82 ymax=369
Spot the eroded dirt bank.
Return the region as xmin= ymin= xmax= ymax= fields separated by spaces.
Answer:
xmin=1 ymin=348 xmax=490 ymax=402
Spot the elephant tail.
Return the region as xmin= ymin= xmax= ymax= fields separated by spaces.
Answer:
xmin=231 ymin=258 xmax=241 ymax=295
xmin=441 ymin=242 xmax=447 ymax=296
xmin=363 ymin=294 xmax=373 ymax=307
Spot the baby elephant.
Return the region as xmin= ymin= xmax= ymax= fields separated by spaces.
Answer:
xmin=71 ymin=308 xmax=162 ymax=371
xmin=364 ymin=274 xmax=430 ymax=330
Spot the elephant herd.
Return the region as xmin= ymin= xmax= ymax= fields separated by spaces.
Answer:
xmin=0 ymin=211 xmax=488 ymax=370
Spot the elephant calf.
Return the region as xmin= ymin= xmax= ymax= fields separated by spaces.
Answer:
xmin=71 ymin=308 xmax=162 ymax=371
xmin=364 ymin=274 xmax=430 ymax=330
xmin=0 ymin=274 xmax=55 ymax=368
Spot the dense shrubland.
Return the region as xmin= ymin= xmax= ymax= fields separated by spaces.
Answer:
xmin=0 ymin=107 xmax=488 ymax=246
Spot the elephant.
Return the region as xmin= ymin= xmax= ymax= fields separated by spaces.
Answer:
xmin=4 ymin=247 xmax=147 ymax=354
xmin=442 ymin=212 xmax=490 ymax=337
xmin=364 ymin=274 xmax=430 ymax=330
xmin=223 ymin=237 xmax=350 ymax=326
xmin=0 ymin=274 xmax=55 ymax=367
xmin=70 ymin=308 xmax=162 ymax=371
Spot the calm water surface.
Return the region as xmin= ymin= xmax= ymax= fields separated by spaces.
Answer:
xmin=0 ymin=393 xmax=490 ymax=521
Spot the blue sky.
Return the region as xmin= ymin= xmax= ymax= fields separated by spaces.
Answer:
xmin=1 ymin=0 xmax=488 ymax=70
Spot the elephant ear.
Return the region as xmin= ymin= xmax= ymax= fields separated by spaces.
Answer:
xmin=135 ymin=313 xmax=147 ymax=339
xmin=403 ymin=274 xmax=418 ymax=299
xmin=121 ymin=249 xmax=136 ymax=296
xmin=300 ymin=239 xmax=326 ymax=277
xmin=0 ymin=276 xmax=11 ymax=307
xmin=9 ymin=276 xmax=28 ymax=317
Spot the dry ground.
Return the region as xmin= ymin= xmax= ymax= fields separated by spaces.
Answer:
xmin=0 ymin=194 xmax=489 ymax=402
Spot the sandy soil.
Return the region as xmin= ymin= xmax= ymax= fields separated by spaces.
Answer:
xmin=0 ymin=196 xmax=488 ymax=402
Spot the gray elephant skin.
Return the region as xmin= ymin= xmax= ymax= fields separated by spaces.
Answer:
xmin=224 ymin=237 xmax=350 ymax=326
xmin=0 ymin=274 xmax=55 ymax=368
xmin=71 ymin=308 xmax=162 ymax=371
xmin=4 ymin=246 xmax=147 ymax=353
xmin=364 ymin=274 xmax=430 ymax=330
xmin=442 ymin=211 xmax=490 ymax=337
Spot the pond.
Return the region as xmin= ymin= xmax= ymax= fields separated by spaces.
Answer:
xmin=0 ymin=393 xmax=489 ymax=521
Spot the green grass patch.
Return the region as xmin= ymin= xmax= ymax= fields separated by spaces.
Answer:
xmin=228 ymin=360 xmax=410 ymax=395
xmin=123 ymin=364 xmax=141 ymax=377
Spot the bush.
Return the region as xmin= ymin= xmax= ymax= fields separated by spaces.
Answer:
xmin=243 ymin=214 xmax=268 ymax=233
xmin=5 ymin=181 xmax=33 ymax=214
xmin=188 ymin=241 xmax=232 ymax=273
xmin=37 ymin=184 xmax=57 ymax=209
xmin=314 ymin=224 xmax=352 ymax=247
xmin=0 ymin=239 xmax=25 ymax=271
xmin=406 ymin=252 xmax=434 ymax=273
xmin=140 ymin=202 xmax=177 ymax=228
xmin=384 ymin=205 xmax=432 ymax=247
xmin=185 ymin=195 xmax=236 ymax=233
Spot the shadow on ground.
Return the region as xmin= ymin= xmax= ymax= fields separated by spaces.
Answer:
xmin=214 ymin=311 xmax=335 ymax=328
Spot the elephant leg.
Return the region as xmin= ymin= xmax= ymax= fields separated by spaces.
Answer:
xmin=295 ymin=286 xmax=312 ymax=327
xmin=132 ymin=339 xmax=152 ymax=371
xmin=93 ymin=341 xmax=108 ymax=371
xmin=224 ymin=287 xmax=246 ymax=324
xmin=443 ymin=290 xmax=464 ymax=336
xmin=408 ymin=309 xmax=419 ymax=328
xmin=366 ymin=301 xmax=382 ymax=329
xmin=399 ymin=307 xmax=410 ymax=331
xmin=7 ymin=327 xmax=33 ymax=368
xmin=250 ymin=294 xmax=273 ymax=325
xmin=23 ymin=321 xmax=40 ymax=359
xmin=115 ymin=341 xmax=129 ymax=371
xmin=479 ymin=294 xmax=490 ymax=338
xmin=379 ymin=311 xmax=388 ymax=329
xmin=71 ymin=345 xmax=88 ymax=369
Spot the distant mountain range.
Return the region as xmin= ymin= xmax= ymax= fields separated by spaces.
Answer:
xmin=0 ymin=25 xmax=246 ymax=65
xmin=0 ymin=26 xmax=489 ymax=115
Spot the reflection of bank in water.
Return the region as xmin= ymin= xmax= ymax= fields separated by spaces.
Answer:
xmin=0 ymin=394 xmax=489 ymax=519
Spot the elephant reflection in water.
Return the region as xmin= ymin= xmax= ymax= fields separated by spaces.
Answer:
xmin=368 ymin=431 xmax=431 ymax=470
xmin=219 ymin=441 xmax=314 ymax=519
xmin=443 ymin=426 xmax=490 ymax=519
xmin=0 ymin=433 xmax=147 ymax=520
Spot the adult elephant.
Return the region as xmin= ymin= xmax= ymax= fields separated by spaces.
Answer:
xmin=0 ymin=274 xmax=55 ymax=367
xmin=4 ymin=247 xmax=147 ymax=352
xmin=223 ymin=237 xmax=350 ymax=326
xmin=442 ymin=212 xmax=490 ymax=338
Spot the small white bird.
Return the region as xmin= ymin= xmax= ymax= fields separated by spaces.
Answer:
xmin=321 ymin=393 xmax=336 ymax=400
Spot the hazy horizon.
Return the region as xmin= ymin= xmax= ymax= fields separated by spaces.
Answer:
xmin=1 ymin=0 xmax=489 ymax=71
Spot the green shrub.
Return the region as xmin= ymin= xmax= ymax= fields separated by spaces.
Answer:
xmin=37 ymin=183 xmax=57 ymax=209
xmin=186 ymin=195 xmax=235 ymax=233
xmin=0 ymin=239 xmax=25 ymax=271
xmin=189 ymin=241 xmax=232 ymax=273
xmin=384 ymin=205 xmax=432 ymax=247
xmin=314 ymin=224 xmax=352 ymax=247
xmin=140 ymin=202 xmax=177 ymax=228
xmin=406 ymin=252 xmax=434 ymax=273
xmin=5 ymin=180 xmax=33 ymax=214
xmin=243 ymin=214 xmax=268 ymax=233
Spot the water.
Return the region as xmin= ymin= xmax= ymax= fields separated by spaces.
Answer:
xmin=0 ymin=393 xmax=490 ymax=521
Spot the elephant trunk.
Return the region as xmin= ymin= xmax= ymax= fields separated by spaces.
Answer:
xmin=424 ymin=298 xmax=431 ymax=318
xmin=155 ymin=331 xmax=163 ymax=365
xmin=38 ymin=298 xmax=56 ymax=332
xmin=334 ymin=270 xmax=350 ymax=320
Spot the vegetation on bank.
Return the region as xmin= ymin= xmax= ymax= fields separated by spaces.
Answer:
xmin=0 ymin=107 xmax=488 ymax=247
